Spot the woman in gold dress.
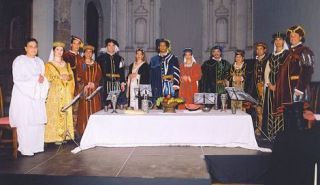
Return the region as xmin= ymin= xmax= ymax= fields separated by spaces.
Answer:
xmin=44 ymin=42 xmax=75 ymax=144
xmin=229 ymin=50 xmax=247 ymax=110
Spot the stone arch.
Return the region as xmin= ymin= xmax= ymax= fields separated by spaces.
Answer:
xmin=84 ymin=0 xmax=104 ymax=49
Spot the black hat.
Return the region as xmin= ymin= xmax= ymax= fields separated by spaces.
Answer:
xmin=211 ymin=45 xmax=223 ymax=52
xmin=104 ymin=38 xmax=119 ymax=47
xmin=156 ymin=38 xmax=170 ymax=48
xmin=272 ymin=32 xmax=286 ymax=40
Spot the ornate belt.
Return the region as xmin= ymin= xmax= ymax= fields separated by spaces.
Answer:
xmin=217 ymin=80 xmax=225 ymax=84
xmin=106 ymin=73 xmax=120 ymax=78
xmin=290 ymin=75 xmax=299 ymax=80
xmin=162 ymin=75 xmax=174 ymax=81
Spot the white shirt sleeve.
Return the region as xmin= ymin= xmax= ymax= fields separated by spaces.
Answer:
xmin=264 ymin=61 xmax=271 ymax=86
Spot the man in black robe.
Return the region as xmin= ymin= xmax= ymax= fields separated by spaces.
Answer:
xmin=199 ymin=46 xmax=231 ymax=108
xmin=97 ymin=38 xmax=125 ymax=106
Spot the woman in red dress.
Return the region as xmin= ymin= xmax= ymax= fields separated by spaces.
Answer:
xmin=178 ymin=48 xmax=202 ymax=109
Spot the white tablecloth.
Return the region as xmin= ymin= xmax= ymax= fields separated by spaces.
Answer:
xmin=72 ymin=110 xmax=271 ymax=153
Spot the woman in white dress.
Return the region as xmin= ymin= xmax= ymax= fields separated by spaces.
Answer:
xmin=9 ymin=38 xmax=49 ymax=156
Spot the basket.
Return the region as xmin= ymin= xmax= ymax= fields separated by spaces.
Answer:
xmin=161 ymin=102 xmax=178 ymax=113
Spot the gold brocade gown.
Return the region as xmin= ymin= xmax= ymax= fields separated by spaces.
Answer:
xmin=44 ymin=62 xmax=75 ymax=143
xmin=229 ymin=62 xmax=246 ymax=109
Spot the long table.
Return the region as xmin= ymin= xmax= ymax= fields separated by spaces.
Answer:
xmin=72 ymin=109 xmax=271 ymax=153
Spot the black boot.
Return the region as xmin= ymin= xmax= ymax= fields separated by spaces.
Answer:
xmin=283 ymin=105 xmax=293 ymax=132
xmin=292 ymin=102 xmax=306 ymax=130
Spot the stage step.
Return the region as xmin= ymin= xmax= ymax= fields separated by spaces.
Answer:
xmin=205 ymin=154 xmax=271 ymax=184
xmin=0 ymin=174 xmax=211 ymax=185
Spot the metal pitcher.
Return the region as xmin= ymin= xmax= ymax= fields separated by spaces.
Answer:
xmin=141 ymin=99 xmax=153 ymax=113
xmin=220 ymin=93 xmax=227 ymax=111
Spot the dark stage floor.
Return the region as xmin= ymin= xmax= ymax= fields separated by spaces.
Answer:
xmin=0 ymin=141 xmax=270 ymax=185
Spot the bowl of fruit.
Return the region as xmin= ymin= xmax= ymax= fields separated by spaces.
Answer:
xmin=156 ymin=96 xmax=184 ymax=113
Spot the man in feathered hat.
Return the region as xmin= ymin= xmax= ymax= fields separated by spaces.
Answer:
xmin=274 ymin=25 xmax=314 ymax=131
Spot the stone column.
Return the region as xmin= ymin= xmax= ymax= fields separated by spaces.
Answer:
xmin=246 ymin=0 xmax=253 ymax=49
xmin=230 ymin=0 xmax=236 ymax=49
xmin=201 ymin=0 xmax=208 ymax=54
xmin=148 ymin=0 xmax=155 ymax=50
xmin=235 ymin=0 xmax=247 ymax=49
xmin=126 ymin=0 xmax=133 ymax=49
xmin=54 ymin=0 xmax=72 ymax=45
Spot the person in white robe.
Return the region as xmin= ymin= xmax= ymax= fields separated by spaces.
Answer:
xmin=9 ymin=38 xmax=49 ymax=156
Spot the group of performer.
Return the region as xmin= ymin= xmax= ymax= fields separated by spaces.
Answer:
xmin=8 ymin=25 xmax=314 ymax=156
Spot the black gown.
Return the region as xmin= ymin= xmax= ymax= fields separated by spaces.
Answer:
xmin=97 ymin=52 xmax=125 ymax=105
xmin=262 ymin=50 xmax=289 ymax=138
xmin=126 ymin=62 xmax=150 ymax=108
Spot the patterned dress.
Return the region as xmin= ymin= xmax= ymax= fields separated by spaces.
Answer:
xmin=263 ymin=50 xmax=288 ymax=138
xmin=44 ymin=62 xmax=75 ymax=143
xmin=229 ymin=62 xmax=246 ymax=109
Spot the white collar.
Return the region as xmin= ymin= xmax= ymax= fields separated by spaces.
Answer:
xmin=273 ymin=48 xmax=286 ymax=56
xmin=291 ymin=42 xmax=302 ymax=48
xmin=159 ymin=52 xmax=168 ymax=57
xmin=106 ymin=51 xmax=116 ymax=56
xmin=212 ymin=57 xmax=222 ymax=62
xmin=184 ymin=56 xmax=196 ymax=65
xmin=234 ymin=61 xmax=244 ymax=69
xmin=256 ymin=54 xmax=266 ymax=61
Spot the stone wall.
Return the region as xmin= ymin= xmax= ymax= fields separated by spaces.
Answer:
xmin=111 ymin=0 xmax=253 ymax=64
xmin=33 ymin=0 xmax=254 ymax=65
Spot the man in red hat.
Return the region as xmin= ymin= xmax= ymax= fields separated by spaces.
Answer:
xmin=63 ymin=35 xmax=84 ymax=94
xmin=274 ymin=25 xmax=314 ymax=131
xmin=62 ymin=36 xmax=84 ymax=136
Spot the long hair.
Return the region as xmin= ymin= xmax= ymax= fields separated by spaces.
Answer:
xmin=135 ymin=48 xmax=146 ymax=63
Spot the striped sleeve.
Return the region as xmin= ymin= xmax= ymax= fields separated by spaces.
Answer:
xmin=172 ymin=56 xmax=180 ymax=88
